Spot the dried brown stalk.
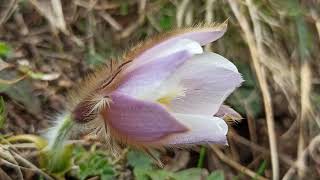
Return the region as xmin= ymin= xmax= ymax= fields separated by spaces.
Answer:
xmin=228 ymin=0 xmax=279 ymax=179
xmin=211 ymin=145 xmax=268 ymax=180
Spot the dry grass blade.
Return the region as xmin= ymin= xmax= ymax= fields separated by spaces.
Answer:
xmin=283 ymin=135 xmax=320 ymax=180
xmin=10 ymin=150 xmax=54 ymax=180
xmin=205 ymin=0 xmax=216 ymax=51
xmin=228 ymin=0 xmax=279 ymax=179
xmin=29 ymin=0 xmax=67 ymax=33
xmin=0 ymin=0 xmax=18 ymax=26
xmin=176 ymin=0 xmax=190 ymax=27
xmin=298 ymin=62 xmax=313 ymax=178
xmin=211 ymin=145 xmax=268 ymax=180
xmin=98 ymin=11 xmax=123 ymax=31
xmin=118 ymin=0 xmax=146 ymax=39
xmin=0 ymin=168 xmax=12 ymax=180
xmin=310 ymin=8 xmax=320 ymax=39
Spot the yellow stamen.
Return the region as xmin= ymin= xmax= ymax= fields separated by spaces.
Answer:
xmin=157 ymin=86 xmax=185 ymax=105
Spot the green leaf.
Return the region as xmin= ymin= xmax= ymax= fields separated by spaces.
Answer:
xmin=127 ymin=150 xmax=153 ymax=169
xmin=41 ymin=144 xmax=74 ymax=174
xmin=159 ymin=15 xmax=173 ymax=31
xmin=77 ymin=152 xmax=115 ymax=180
xmin=197 ymin=146 xmax=206 ymax=168
xmin=0 ymin=71 xmax=41 ymax=115
xmin=295 ymin=15 xmax=312 ymax=60
xmin=0 ymin=97 xmax=6 ymax=129
xmin=86 ymin=51 xmax=105 ymax=67
xmin=120 ymin=2 xmax=129 ymax=16
xmin=254 ymin=160 xmax=267 ymax=180
xmin=147 ymin=169 xmax=174 ymax=180
xmin=0 ymin=42 xmax=11 ymax=58
xmin=173 ymin=168 xmax=205 ymax=180
xmin=158 ymin=4 xmax=175 ymax=31
xmin=208 ymin=170 xmax=225 ymax=180
xmin=275 ymin=0 xmax=302 ymax=17
xmin=132 ymin=168 xmax=150 ymax=180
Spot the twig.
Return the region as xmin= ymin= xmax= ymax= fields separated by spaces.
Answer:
xmin=184 ymin=4 xmax=193 ymax=26
xmin=98 ymin=11 xmax=123 ymax=31
xmin=211 ymin=145 xmax=268 ymax=180
xmin=176 ymin=0 xmax=190 ymax=27
xmin=283 ymin=135 xmax=320 ymax=180
xmin=229 ymin=131 xmax=301 ymax=169
xmin=310 ymin=8 xmax=320 ymax=40
xmin=205 ymin=0 xmax=216 ymax=51
xmin=0 ymin=168 xmax=12 ymax=180
xmin=11 ymin=150 xmax=54 ymax=180
xmin=297 ymin=62 xmax=312 ymax=178
xmin=0 ymin=0 xmax=18 ymax=26
xmin=118 ymin=0 xmax=146 ymax=39
xmin=0 ymin=148 xmax=23 ymax=180
xmin=228 ymin=1 xmax=279 ymax=179
xmin=244 ymin=101 xmax=258 ymax=157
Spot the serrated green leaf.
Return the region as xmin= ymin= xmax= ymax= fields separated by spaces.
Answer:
xmin=207 ymin=170 xmax=224 ymax=180
xmin=76 ymin=150 xmax=115 ymax=180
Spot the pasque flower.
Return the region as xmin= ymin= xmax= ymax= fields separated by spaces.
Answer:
xmin=48 ymin=22 xmax=243 ymax=151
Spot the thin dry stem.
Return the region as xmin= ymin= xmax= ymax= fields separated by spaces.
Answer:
xmin=228 ymin=0 xmax=279 ymax=179
xmin=176 ymin=0 xmax=190 ymax=28
xmin=297 ymin=62 xmax=312 ymax=178
xmin=283 ymin=135 xmax=320 ymax=180
xmin=211 ymin=145 xmax=268 ymax=180
xmin=98 ymin=11 xmax=123 ymax=31
xmin=205 ymin=0 xmax=216 ymax=51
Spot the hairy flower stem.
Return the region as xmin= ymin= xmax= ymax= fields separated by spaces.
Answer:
xmin=49 ymin=113 xmax=74 ymax=149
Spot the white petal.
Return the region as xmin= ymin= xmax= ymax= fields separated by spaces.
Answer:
xmin=161 ymin=52 xmax=243 ymax=115
xmin=202 ymin=52 xmax=239 ymax=72
xmin=162 ymin=113 xmax=228 ymax=145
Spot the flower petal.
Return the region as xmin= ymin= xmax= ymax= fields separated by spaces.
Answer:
xmin=130 ymin=23 xmax=227 ymax=66
xmin=115 ymin=50 xmax=195 ymax=99
xmin=162 ymin=114 xmax=228 ymax=145
xmin=101 ymin=92 xmax=188 ymax=143
xmin=215 ymin=105 xmax=243 ymax=123
xmin=202 ymin=52 xmax=239 ymax=72
xmin=126 ymin=38 xmax=203 ymax=74
xmin=163 ymin=52 xmax=243 ymax=115
xmin=169 ymin=23 xmax=227 ymax=46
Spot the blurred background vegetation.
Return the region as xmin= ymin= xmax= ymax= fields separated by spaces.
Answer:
xmin=0 ymin=0 xmax=320 ymax=179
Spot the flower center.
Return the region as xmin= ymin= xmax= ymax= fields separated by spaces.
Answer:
xmin=156 ymin=86 xmax=185 ymax=105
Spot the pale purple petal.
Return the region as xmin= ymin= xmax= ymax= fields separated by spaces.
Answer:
xmin=162 ymin=114 xmax=228 ymax=145
xmin=115 ymin=50 xmax=194 ymax=99
xmin=163 ymin=52 xmax=243 ymax=115
xmin=170 ymin=25 xmax=227 ymax=46
xmin=126 ymin=38 xmax=202 ymax=74
xmin=215 ymin=105 xmax=243 ymax=121
xmin=101 ymin=92 xmax=188 ymax=142
xmin=134 ymin=25 xmax=226 ymax=65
